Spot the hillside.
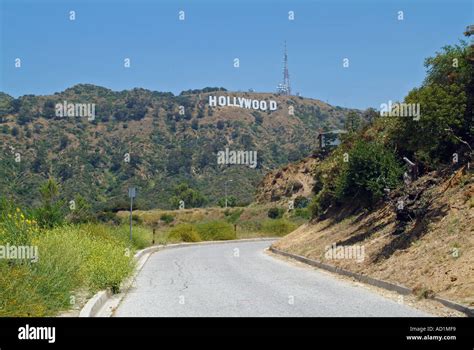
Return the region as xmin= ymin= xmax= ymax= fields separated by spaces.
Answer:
xmin=272 ymin=168 xmax=473 ymax=306
xmin=254 ymin=155 xmax=318 ymax=204
xmin=0 ymin=85 xmax=360 ymax=210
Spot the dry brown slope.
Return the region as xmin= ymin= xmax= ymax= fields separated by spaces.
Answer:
xmin=255 ymin=156 xmax=318 ymax=204
xmin=273 ymin=170 xmax=474 ymax=306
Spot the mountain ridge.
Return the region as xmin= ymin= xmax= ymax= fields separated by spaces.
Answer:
xmin=0 ymin=84 xmax=361 ymax=211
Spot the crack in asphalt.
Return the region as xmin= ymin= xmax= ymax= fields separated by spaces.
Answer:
xmin=174 ymin=259 xmax=189 ymax=292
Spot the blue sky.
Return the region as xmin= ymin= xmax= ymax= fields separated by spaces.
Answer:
xmin=0 ymin=0 xmax=472 ymax=109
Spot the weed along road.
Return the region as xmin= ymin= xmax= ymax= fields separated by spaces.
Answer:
xmin=114 ymin=240 xmax=430 ymax=317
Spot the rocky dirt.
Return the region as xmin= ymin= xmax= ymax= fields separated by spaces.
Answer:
xmin=273 ymin=168 xmax=474 ymax=308
xmin=254 ymin=156 xmax=318 ymax=204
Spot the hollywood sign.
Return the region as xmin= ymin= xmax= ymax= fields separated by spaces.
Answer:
xmin=209 ymin=95 xmax=278 ymax=112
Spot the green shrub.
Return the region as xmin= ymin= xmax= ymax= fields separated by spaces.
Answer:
xmin=0 ymin=205 xmax=38 ymax=246
xmin=34 ymin=178 xmax=65 ymax=229
xmin=196 ymin=220 xmax=236 ymax=240
xmin=309 ymin=187 xmax=335 ymax=218
xmin=160 ymin=213 xmax=174 ymax=224
xmin=225 ymin=208 xmax=244 ymax=224
xmin=294 ymin=196 xmax=310 ymax=208
xmin=267 ymin=207 xmax=284 ymax=219
xmin=261 ymin=219 xmax=297 ymax=236
xmin=389 ymin=42 xmax=472 ymax=168
xmin=96 ymin=211 xmax=121 ymax=225
xmin=131 ymin=214 xmax=143 ymax=225
xmin=67 ymin=194 xmax=93 ymax=224
xmin=0 ymin=224 xmax=135 ymax=316
xmin=168 ymin=224 xmax=201 ymax=242
xmin=335 ymin=140 xmax=404 ymax=205
xmin=292 ymin=208 xmax=311 ymax=219
xmin=169 ymin=183 xmax=207 ymax=209
xmin=218 ymin=196 xmax=237 ymax=208
xmin=82 ymin=238 xmax=134 ymax=293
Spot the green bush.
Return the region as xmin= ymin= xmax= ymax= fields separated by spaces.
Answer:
xmin=34 ymin=178 xmax=65 ymax=229
xmin=0 ymin=204 xmax=38 ymax=246
xmin=196 ymin=220 xmax=236 ymax=241
xmin=82 ymin=238 xmax=134 ymax=293
xmin=169 ymin=183 xmax=207 ymax=209
xmin=294 ymin=196 xmax=310 ymax=209
xmin=160 ymin=213 xmax=174 ymax=224
xmin=67 ymin=195 xmax=94 ymax=224
xmin=335 ymin=140 xmax=404 ymax=205
xmin=111 ymin=224 xmax=152 ymax=249
xmin=218 ymin=196 xmax=237 ymax=208
xmin=388 ymin=42 xmax=472 ymax=168
xmin=292 ymin=208 xmax=311 ymax=220
xmin=168 ymin=224 xmax=201 ymax=242
xmin=131 ymin=214 xmax=143 ymax=225
xmin=261 ymin=219 xmax=297 ymax=236
xmin=0 ymin=224 xmax=135 ymax=316
xmin=267 ymin=207 xmax=284 ymax=219
xmin=96 ymin=211 xmax=121 ymax=225
xmin=224 ymin=208 xmax=244 ymax=224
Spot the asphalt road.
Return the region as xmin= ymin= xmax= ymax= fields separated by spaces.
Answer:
xmin=114 ymin=240 xmax=430 ymax=317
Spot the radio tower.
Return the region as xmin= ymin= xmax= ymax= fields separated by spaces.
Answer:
xmin=277 ymin=41 xmax=291 ymax=96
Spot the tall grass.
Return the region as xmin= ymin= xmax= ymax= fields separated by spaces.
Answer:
xmin=0 ymin=224 xmax=137 ymax=316
xmin=196 ymin=221 xmax=236 ymax=241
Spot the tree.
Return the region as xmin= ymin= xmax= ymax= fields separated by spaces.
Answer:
xmin=344 ymin=111 xmax=361 ymax=132
xmin=17 ymin=105 xmax=33 ymax=125
xmin=59 ymin=135 xmax=69 ymax=150
xmin=169 ymin=183 xmax=207 ymax=208
xmin=217 ymin=196 xmax=237 ymax=208
xmin=252 ymin=111 xmax=263 ymax=125
xmin=294 ymin=196 xmax=310 ymax=208
xmin=10 ymin=98 xmax=21 ymax=113
xmin=267 ymin=207 xmax=284 ymax=219
xmin=335 ymin=140 xmax=404 ymax=205
xmin=35 ymin=177 xmax=65 ymax=228
xmin=363 ymin=108 xmax=379 ymax=124
xmin=11 ymin=126 xmax=19 ymax=137
xmin=67 ymin=194 xmax=93 ymax=224
xmin=43 ymin=100 xmax=56 ymax=119
xmin=389 ymin=41 xmax=473 ymax=167
xmin=216 ymin=120 xmax=225 ymax=130
xmin=397 ymin=84 xmax=467 ymax=166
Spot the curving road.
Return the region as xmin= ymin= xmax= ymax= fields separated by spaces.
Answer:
xmin=114 ymin=240 xmax=430 ymax=317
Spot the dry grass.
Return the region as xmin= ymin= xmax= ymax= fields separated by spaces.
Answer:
xmin=117 ymin=205 xmax=304 ymax=240
xmin=273 ymin=174 xmax=474 ymax=306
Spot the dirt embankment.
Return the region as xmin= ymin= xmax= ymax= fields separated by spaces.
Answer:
xmin=255 ymin=156 xmax=318 ymax=204
xmin=273 ymin=168 xmax=474 ymax=307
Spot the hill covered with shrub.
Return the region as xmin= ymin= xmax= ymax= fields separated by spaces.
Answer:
xmin=272 ymin=40 xmax=473 ymax=308
xmin=0 ymin=86 xmax=361 ymax=211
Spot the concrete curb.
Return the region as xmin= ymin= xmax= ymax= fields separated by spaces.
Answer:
xmin=79 ymin=237 xmax=278 ymax=317
xmin=78 ymin=290 xmax=111 ymax=317
xmin=269 ymin=246 xmax=474 ymax=317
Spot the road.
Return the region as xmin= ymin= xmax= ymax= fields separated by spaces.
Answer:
xmin=114 ymin=240 xmax=430 ymax=317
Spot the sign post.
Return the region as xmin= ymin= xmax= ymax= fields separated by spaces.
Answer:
xmin=128 ymin=187 xmax=136 ymax=242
